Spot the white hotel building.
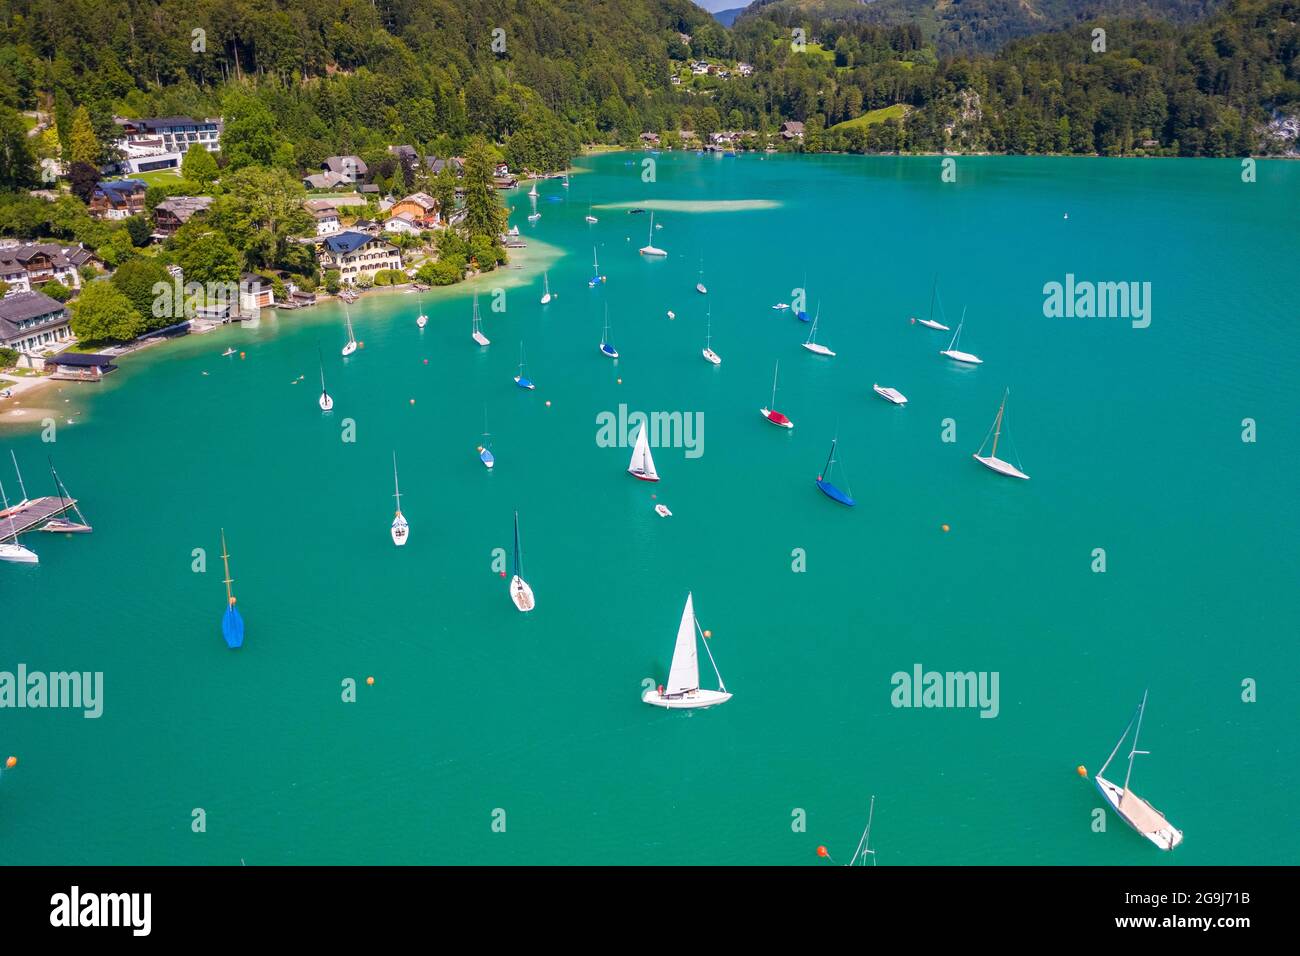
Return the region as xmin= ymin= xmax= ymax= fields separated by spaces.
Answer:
xmin=113 ymin=117 xmax=223 ymax=174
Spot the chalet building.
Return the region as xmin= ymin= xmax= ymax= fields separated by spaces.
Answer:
xmin=0 ymin=241 xmax=95 ymax=293
xmin=304 ymin=200 xmax=342 ymax=236
xmin=640 ymin=132 xmax=661 ymax=146
xmin=319 ymin=232 xmax=403 ymax=286
xmin=114 ymin=116 xmax=222 ymax=174
xmin=88 ymin=180 xmax=147 ymax=220
xmin=389 ymin=145 xmax=419 ymax=172
xmin=780 ymin=121 xmax=806 ymax=140
xmin=425 ymin=156 xmax=464 ymax=177
xmin=0 ymin=291 xmax=71 ymax=354
xmin=384 ymin=213 xmax=419 ymax=235
xmin=322 ymin=155 xmax=368 ymax=184
xmin=303 ymin=170 xmax=348 ymax=190
xmin=239 ymin=274 xmax=275 ymax=313
xmin=152 ymin=195 xmax=213 ymax=238
xmin=389 ymin=192 xmax=439 ymax=227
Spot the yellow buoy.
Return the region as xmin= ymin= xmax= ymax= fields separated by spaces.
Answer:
xmin=941 ymin=524 xmax=950 ymax=533
xmin=366 ymin=676 xmax=375 ymax=686
xmin=5 ymin=756 xmax=16 ymax=769
xmin=1076 ymin=765 xmax=1088 ymax=778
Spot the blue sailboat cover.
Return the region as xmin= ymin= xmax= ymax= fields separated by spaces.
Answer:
xmin=222 ymin=604 xmax=245 ymax=648
xmin=816 ymin=478 xmax=856 ymax=507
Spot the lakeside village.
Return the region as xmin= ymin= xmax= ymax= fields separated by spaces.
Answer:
xmin=1 ymin=96 xmax=806 ymax=403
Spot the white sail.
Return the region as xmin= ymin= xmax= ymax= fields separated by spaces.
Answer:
xmin=628 ymin=424 xmax=658 ymax=480
xmin=665 ymin=593 xmax=700 ymax=695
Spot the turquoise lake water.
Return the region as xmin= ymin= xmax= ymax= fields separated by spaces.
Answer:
xmin=2 ymin=153 xmax=1297 ymax=864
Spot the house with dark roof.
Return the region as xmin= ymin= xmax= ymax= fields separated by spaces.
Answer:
xmin=425 ymin=156 xmax=464 ymax=177
xmin=304 ymin=171 xmax=348 ymax=190
xmin=780 ymin=121 xmax=805 ymax=140
xmin=0 ymin=291 xmax=71 ymax=354
xmin=322 ymin=155 xmax=368 ymax=184
xmin=113 ymin=116 xmax=222 ymax=174
xmin=43 ymin=351 xmax=117 ymax=380
xmin=89 ymin=180 xmax=147 ymax=220
xmin=0 ymin=241 xmax=95 ymax=293
xmin=319 ymin=232 xmax=402 ymax=285
xmin=304 ymin=199 xmax=342 ymax=236
xmin=152 ymin=195 xmax=213 ymax=238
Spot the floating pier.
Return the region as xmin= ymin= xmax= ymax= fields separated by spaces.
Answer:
xmin=0 ymin=496 xmax=77 ymax=535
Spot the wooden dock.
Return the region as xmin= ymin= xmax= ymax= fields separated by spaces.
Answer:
xmin=0 ymin=496 xmax=76 ymax=535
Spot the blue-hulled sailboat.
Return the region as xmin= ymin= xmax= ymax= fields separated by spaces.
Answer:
xmin=815 ymin=439 xmax=855 ymax=507
xmin=220 ymin=529 xmax=244 ymax=648
xmin=513 ymin=342 xmax=536 ymax=390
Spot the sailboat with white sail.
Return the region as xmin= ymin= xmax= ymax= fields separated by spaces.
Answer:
xmin=540 ymin=272 xmax=554 ymax=305
xmin=508 ymin=511 xmax=535 ymax=612
xmin=40 ymin=459 xmax=92 ymax=533
xmin=642 ymin=593 xmax=731 ymax=709
xmin=973 ymin=388 xmax=1029 ymax=480
xmin=913 ymin=278 xmax=950 ymax=331
xmin=599 ymin=306 xmax=618 ymax=358
xmin=389 ymin=452 xmax=409 ymax=546
xmin=341 ymin=305 xmax=358 ymax=356
xmin=939 ymin=308 xmax=982 ymax=365
xmin=815 ymin=438 xmax=855 ymax=507
xmin=802 ymin=304 xmax=835 ymax=356
xmin=627 ymin=423 xmax=659 ymax=482
xmin=588 ymin=246 xmax=605 ymax=287
xmin=702 ymin=306 xmax=721 ymax=365
xmin=1093 ymin=690 xmax=1183 ymax=850
xmin=513 ymin=341 xmax=536 ymax=390
xmin=471 ymin=293 xmax=490 ymax=346
xmin=759 ymin=360 xmax=794 ymax=428
xmin=317 ymin=349 xmax=334 ymax=410
xmin=528 ymin=179 xmax=538 ymax=198
xmin=0 ymin=476 xmax=37 ymax=564
xmin=639 ymin=211 xmax=666 ymax=256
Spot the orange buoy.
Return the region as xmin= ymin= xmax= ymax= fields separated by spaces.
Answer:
xmin=702 ymin=629 xmax=712 ymax=639
xmin=239 ymin=351 xmax=245 ymax=359
xmin=5 ymin=756 xmax=16 ymax=769
xmin=366 ymin=676 xmax=375 ymax=686
xmin=816 ymin=845 xmax=829 ymax=858
xmin=359 ymin=341 xmax=365 ymax=349
xmin=941 ymin=524 xmax=950 ymax=532
xmin=1077 ymin=765 xmax=1088 ymax=778
xmin=229 ymin=596 xmax=237 ymax=606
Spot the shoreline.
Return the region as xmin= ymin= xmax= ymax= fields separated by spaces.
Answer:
xmin=0 ymin=236 xmax=561 ymax=432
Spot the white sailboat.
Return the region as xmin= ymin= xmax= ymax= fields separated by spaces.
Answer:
xmin=913 ymin=278 xmax=950 ymax=331
xmin=696 ymin=258 xmax=707 ymax=295
xmin=759 ymin=360 xmax=794 ymax=428
xmin=872 ymin=384 xmax=908 ymax=405
xmin=41 ymin=458 xmax=92 ymax=533
xmin=317 ymin=349 xmax=334 ymax=411
xmin=702 ymin=306 xmax=721 ymax=365
xmin=508 ymin=511 xmax=535 ymax=612
xmin=416 ymin=292 xmax=428 ymax=329
xmin=642 ymin=593 xmax=731 ymax=709
xmin=0 ymin=476 xmax=37 ymax=564
xmin=562 ymin=172 xmax=570 ymax=188
xmin=639 ymin=211 xmax=667 ymax=256
xmin=540 ymin=272 xmax=554 ymax=305
xmin=973 ymin=388 xmax=1029 ymax=480
xmin=528 ymin=179 xmax=538 ymax=198
xmin=1094 ymin=690 xmax=1183 ymax=851
xmin=390 ymin=452 xmax=409 ymax=546
xmin=599 ymin=306 xmax=618 ymax=358
xmin=471 ymin=293 xmax=490 ymax=346
xmin=585 ymin=204 xmax=599 ymax=224
xmin=627 ymin=423 xmax=659 ymax=482
xmin=847 ymin=797 xmax=879 ymax=866
xmin=341 ymin=305 xmax=358 ymax=356
xmin=939 ymin=309 xmax=982 ymax=365
xmin=802 ymin=304 xmax=836 ymax=356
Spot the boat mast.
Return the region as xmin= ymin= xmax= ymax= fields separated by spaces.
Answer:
xmin=948 ymin=308 xmax=966 ymax=350
xmin=989 ymin=389 xmax=1008 ymax=459
xmin=928 ymin=276 xmax=937 ymax=324
xmin=806 ymin=304 xmax=820 ymax=344
xmin=822 ymin=439 xmax=837 ymax=479
xmin=1121 ymin=689 xmax=1151 ymax=808
xmin=318 ymin=348 xmax=327 ymax=394
xmin=392 ymin=452 xmax=402 ymax=512
xmin=849 ymin=795 xmax=877 ymax=866
xmin=512 ymin=511 xmax=522 ymax=578
xmin=770 ymin=361 xmax=780 ymax=406
xmin=0 ymin=477 xmax=20 ymax=544
xmin=11 ymin=451 xmax=28 ymax=503
xmin=705 ymin=306 xmax=711 ymax=347
xmin=220 ymin=529 xmax=234 ymax=607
